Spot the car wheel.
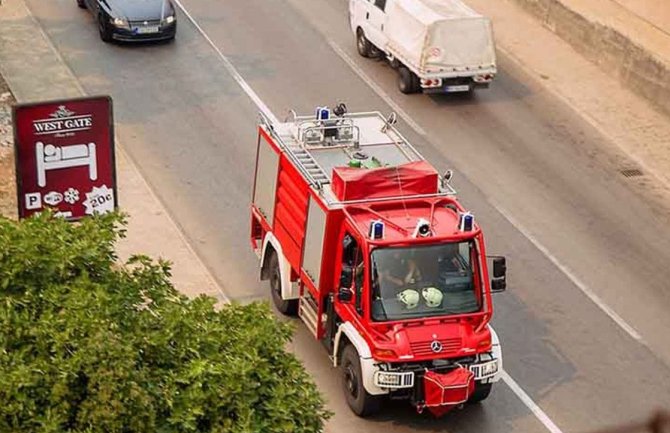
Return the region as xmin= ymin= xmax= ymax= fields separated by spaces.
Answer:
xmin=356 ymin=29 xmax=372 ymax=58
xmin=468 ymin=382 xmax=493 ymax=403
xmin=398 ymin=67 xmax=420 ymax=94
xmin=269 ymin=252 xmax=298 ymax=316
xmin=341 ymin=345 xmax=382 ymax=417
xmin=98 ymin=15 xmax=113 ymax=43
xmin=77 ymin=0 xmax=86 ymax=9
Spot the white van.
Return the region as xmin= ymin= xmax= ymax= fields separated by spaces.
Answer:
xmin=349 ymin=0 xmax=497 ymax=94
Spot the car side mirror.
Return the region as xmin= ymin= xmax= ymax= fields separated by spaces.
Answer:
xmin=338 ymin=287 xmax=353 ymax=303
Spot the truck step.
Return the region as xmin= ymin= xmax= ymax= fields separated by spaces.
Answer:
xmin=299 ymin=293 xmax=319 ymax=338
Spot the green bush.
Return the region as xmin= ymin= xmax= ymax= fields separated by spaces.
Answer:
xmin=0 ymin=212 xmax=330 ymax=433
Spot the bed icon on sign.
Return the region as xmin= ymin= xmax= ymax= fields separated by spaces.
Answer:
xmin=35 ymin=142 xmax=97 ymax=187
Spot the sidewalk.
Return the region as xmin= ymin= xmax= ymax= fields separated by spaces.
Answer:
xmin=507 ymin=0 xmax=670 ymax=117
xmin=0 ymin=0 xmax=225 ymax=302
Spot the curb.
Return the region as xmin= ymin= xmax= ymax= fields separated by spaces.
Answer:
xmin=509 ymin=0 xmax=670 ymax=117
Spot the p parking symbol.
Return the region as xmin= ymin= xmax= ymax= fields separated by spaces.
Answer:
xmin=25 ymin=192 xmax=42 ymax=210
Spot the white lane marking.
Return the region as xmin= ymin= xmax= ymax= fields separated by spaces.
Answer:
xmin=494 ymin=204 xmax=644 ymax=342
xmin=327 ymin=40 xmax=427 ymax=136
xmin=172 ymin=0 xmax=278 ymax=124
xmin=502 ymin=370 xmax=564 ymax=433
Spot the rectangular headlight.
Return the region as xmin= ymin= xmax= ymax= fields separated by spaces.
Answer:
xmin=165 ymin=15 xmax=175 ymax=24
xmin=470 ymin=360 xmax=498 ymax=379
xmin=373 ymin=371 xmax=414 ymax=388
xmin=111 ymin=17 xmax=128 ymax=28
xmin=481 ymin=361 xmax=498 ymax=376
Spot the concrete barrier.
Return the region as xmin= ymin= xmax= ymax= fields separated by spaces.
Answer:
xmin=509 ymin=0 xmax=670 ymax=117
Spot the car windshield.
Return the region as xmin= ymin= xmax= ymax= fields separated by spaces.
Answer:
xmin=370 ymin=241 xmax=481 ymax=321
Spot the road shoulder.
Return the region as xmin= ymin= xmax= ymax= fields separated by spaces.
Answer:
xmin=467 ymin=0 xmax=670 ymax=213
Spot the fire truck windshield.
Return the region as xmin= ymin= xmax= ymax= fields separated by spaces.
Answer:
xmin=370 ymin=241 xmax=481 ymax=321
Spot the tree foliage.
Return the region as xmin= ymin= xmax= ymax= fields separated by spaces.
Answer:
xmin=0 ymin=213 xmax=330 ymax=433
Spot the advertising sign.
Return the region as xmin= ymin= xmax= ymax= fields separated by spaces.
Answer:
xmin=13 ymin=96 xmax=117 ymax=220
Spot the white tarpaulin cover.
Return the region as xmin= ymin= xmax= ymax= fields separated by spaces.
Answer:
xmin=385 ymin=0 xmax=496 ymax=74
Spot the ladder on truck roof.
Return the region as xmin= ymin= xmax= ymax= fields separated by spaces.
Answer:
xmin=259 ymin=111 xmax=331 ymax=190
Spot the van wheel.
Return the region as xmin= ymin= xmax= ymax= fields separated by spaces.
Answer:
xmin=356 ymin=29 xmax=372 ymax=58
xmin=269 ymin=252 xmax=298 ymax=316
xmin=341 ymin=345 xmax=382 ymax=417
xmin=398 ymin=67 xmax=420 ymax=94
xmin=469 ymin=383 xmax=493 ymax=403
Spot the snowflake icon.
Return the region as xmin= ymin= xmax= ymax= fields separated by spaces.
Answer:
xmin=64 ymin=188 xmax=80 ymax=204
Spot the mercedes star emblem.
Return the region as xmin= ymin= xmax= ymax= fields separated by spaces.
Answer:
xmin=430 ymin=340 xmax=443 ymax=353
xmin=143 ymin=20 xmax=148 ymax=25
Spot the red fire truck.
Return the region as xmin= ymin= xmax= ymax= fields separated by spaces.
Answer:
xmin=250 ymin=105 xmax=507 ymax=417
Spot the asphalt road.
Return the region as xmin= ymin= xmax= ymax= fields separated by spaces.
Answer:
xmin=24 ymin=0 xmax=670 ymax=431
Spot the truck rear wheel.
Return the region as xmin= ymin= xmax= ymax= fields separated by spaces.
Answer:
xmin=356 ymin=29 xmax=372 ymax=58
xmin=268 ymin=252 xmax=298 ymax=316
xmin=341 ymin=345 xmax=382 ymax=417
xmin=398 ymin=67 xmax=420 ymax=94
xmin=469 ymin=382 xmax=493 ymax=403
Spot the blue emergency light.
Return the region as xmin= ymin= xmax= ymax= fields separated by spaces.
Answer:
xmin=369 ymin=220 xmax=384 ymax=239
xmin=458 ymin=212 xmax=474 ymax=232
xmin=316 ymin=106 xmax=330 ymax=121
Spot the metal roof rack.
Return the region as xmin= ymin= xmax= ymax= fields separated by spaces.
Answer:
xmin=259 ymin=108 xmax=457 ymax=201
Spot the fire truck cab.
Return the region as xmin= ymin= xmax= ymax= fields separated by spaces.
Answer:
xmin=250 ymin=105 xmax=507 ymax=417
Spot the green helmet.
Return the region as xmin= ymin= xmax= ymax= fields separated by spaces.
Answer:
xmin=397 ymin=289 xmax=420 ymax=309
xmin=422 ymin=287 xmax=443 ymax=308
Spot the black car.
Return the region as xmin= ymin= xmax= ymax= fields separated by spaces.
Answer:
xmin=78 ymin=0 xmax=177 ymax=43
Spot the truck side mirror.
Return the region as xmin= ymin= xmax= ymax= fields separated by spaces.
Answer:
xmin=491 ymin=278 xmax=506 ymax=293
xmin=339 ymin=266 xmax=353 ymax=289
xmin=491 ymin=256 xmax=506 ymax=279
xmin=489 ymin=256 xmax=507 ymax=293
xmin=338 ymin=287 xmax=353 ymax=303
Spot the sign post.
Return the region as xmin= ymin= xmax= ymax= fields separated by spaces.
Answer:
xmin=13 ymin=96 xmax=117 ymax=220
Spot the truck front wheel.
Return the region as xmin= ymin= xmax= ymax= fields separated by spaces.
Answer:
xmin=341 ymin=345 xmax=382 ymax=417
xmin=356 ymin=29 xmax=372 ymax=58
xmin=469 ymin=382 xmax=493 ymax=403
xmin=268 ymin=252 xmax=298 ymax=316
xmin=398 ymin=67 xmax=420 ymax=94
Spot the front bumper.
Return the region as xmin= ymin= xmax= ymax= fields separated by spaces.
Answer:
xmin=372 ymin=354 xmax=502 ymax=391
xmin=112 ymin=22 xmax=176 ymax=42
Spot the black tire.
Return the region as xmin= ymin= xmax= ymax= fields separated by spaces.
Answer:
xmin=268 ymin=252 xmax=298 ymax=316
xmin=98 ymin=15 xmax=113 ymax=43
xmin=77 ymin=0 xmax=86 ymax=9
xmin=341 ymin=345 xmax=382 ymax=417
xmin=356 ymin=29 xmax=372 ymax=58
xmin=398 ymin=67 xmax=420 ymax=94
xmin=469 ymin=382 xmax=493 ymax=403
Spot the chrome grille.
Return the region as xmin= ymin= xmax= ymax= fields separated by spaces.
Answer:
xmin=410 ymin=337 xmax=462 ymax=356
xmin=129 ymin=19 xmax=162 ymax=27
